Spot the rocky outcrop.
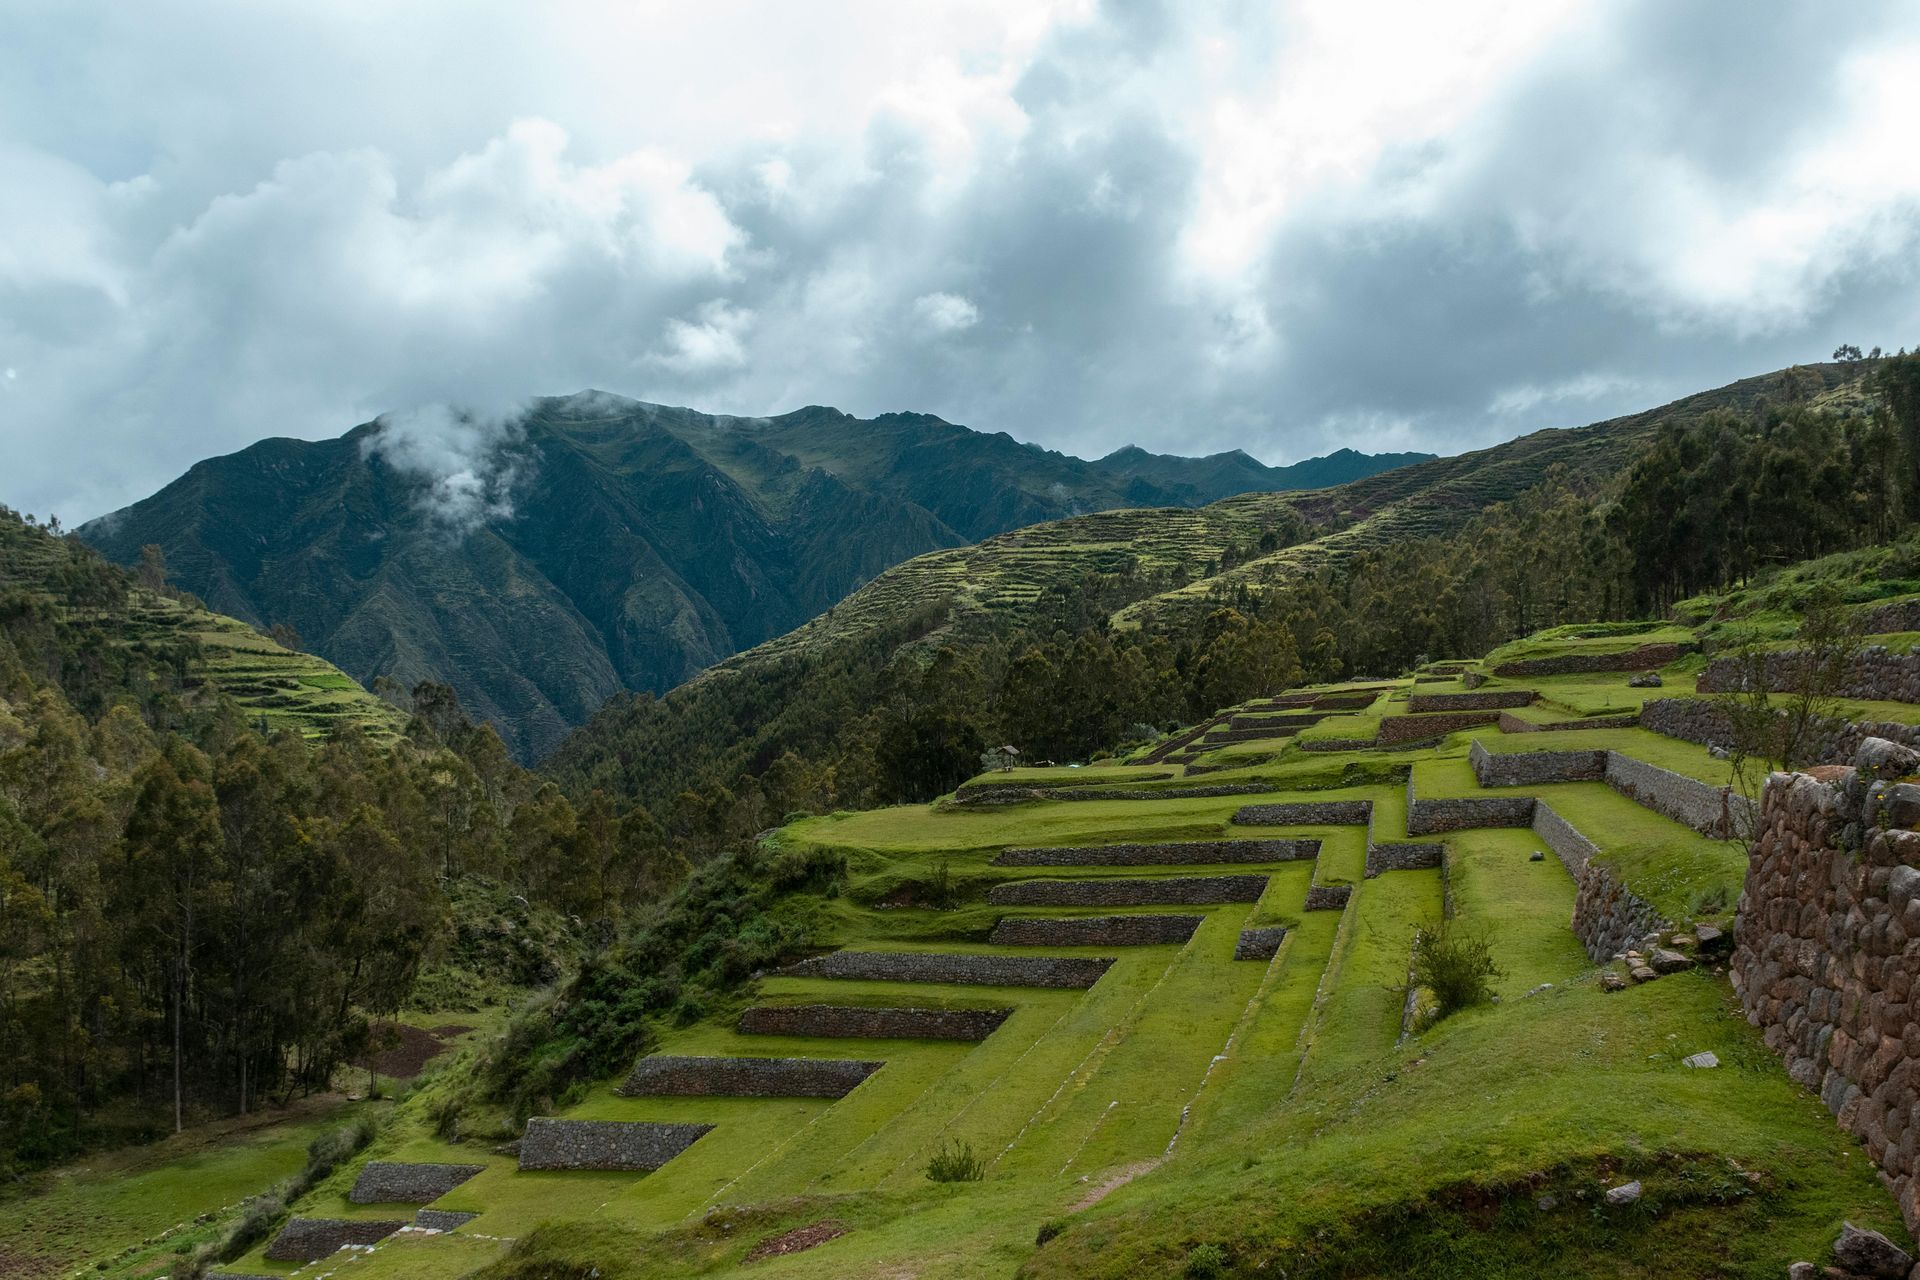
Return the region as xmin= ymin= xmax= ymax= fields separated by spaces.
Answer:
xmin=518 ymin=1118 xmax=713 ymax=1172
xmin=987 ymin=875 xmax=1267 ymax=908
xmin=1731 ymin=756 xmax=1920 ymax=1232
xmin=781 ymin=950 xmax=1114 ymax=988
xmin=738 ymin=1005 xmax=1010 ymax=1040
xmin=993 ymin=839 xmax=1317 ymax=866
xmin=265 ymin=1218 xmax=408 ymax=1262
xmin=348 ymin=1161 xmax=485 ymax=1204
xmin=619 ymin=1055 xmax=883 ymax=1098
xmin=988 ymin=914 xmax=1203 ymax=946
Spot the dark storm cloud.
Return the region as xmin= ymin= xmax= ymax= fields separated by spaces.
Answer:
xmin=1 ymin=0 xmax=1916 ymax=521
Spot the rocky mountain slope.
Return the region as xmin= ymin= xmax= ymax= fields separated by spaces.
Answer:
xmin=78 ymin=395 xmax=1426 ymax=758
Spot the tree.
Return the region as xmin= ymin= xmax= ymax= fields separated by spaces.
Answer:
xmin=137 ymin=544 xmax=169 ymax=592
xmin=1834 ymin=343 xmax=1864 ymax=362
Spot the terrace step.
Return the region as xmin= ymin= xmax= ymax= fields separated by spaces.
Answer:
xmin=988 ymin=875 xmax=1269 ymax=907
xmin=348 ymin=1160 xmax=485 ymax=1204
xmin=265 ymin=1217 xmax=408 ymax=1262
xmin=518 ymin=1117 xmax=713 ymax=1172
xmin=993 ymin=838 xmax=1317 ymax=867
xmin=618 ymin=1054 xmax=883 ymax=1098
xmin=988 ymin=913 xmax=1204 ymax=946
xmin=737 ymin=1004 xmax=1012 ymax=1040
xmin=779 ymin=950 xmax=1114 ymax=988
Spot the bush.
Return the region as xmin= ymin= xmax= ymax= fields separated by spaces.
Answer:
xmin=1035 ymin=1219 xmax=1066 ymax=1246
xmin=1411 ymin=925 xmax=1502 ymax=1021
xmin=924 ymin=1138 xmax=985 ymax=1183
xmin=1185 ymin=1242 xmax=1229 ymax=1278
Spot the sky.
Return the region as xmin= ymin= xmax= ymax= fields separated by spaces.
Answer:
xmin=4 ymin=0 xmax=1920 ymax=524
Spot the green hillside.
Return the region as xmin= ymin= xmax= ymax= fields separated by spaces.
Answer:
xmin=76 ymin=396 xmax=1425 ymax=760
xmin=153 ymin=620 xmax=1914 ymax=1280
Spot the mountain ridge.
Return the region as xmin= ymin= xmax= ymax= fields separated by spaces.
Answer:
xmin=76 ymin=393 xmax=1429 ymax=758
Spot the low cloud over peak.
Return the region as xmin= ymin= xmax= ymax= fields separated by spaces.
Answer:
xmin=4 ymin=0 xmax=1918 ymax=522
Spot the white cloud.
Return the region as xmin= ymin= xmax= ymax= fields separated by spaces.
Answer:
xmin=361 ymin=402 xmax=529 ymax=534
xmin=913 ymin=291 xmax=981 ymax=333
xmin=2 ymin=0 xmax=1919 ymax=522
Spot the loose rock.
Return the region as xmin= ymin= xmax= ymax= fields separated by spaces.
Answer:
xmin=1681 ymin=1051 xmax=1719 ymax=1069
xmin=1529 ymin=849 xmax=1545 ymax=862
xmin=1604 ymin=1180 xmax=1642 ymax=1206
xmin=1855 ymin=737 xmax=1920 ymax=778
xmin=1832 ymin=1221 xmax=1912 ymax=1278
xmin=1599 ymin=972 xmax=1628 ymax=992
xmin=1648 ymin=948 xmax=1693 ymax=974
xmin=1630 ymin=964 xmax=1659 ymax=983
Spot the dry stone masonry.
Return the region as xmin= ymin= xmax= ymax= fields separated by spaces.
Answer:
xmin=1498 ymin=710 xmax=1639 ymax=734
xmin=782 ymin=950 xmax=1116 ymax=987
xmin=1640 ymin=697 xmax=1920 ymax=767
xmin=266 ymin=1218 xmax=408 ymax=1262
xmin=738 ymin=1004 xmax=1010 ymax=1040
xmin=518 ymin=1118 xmax=713 ymax=1172
xmin=988 ymin=875 xmax=1268 ymax=907
xmin=1469 ymin=739 xmax=1607 ymax=786
xmin=993 ymin=838 xmax=1318 ymax=866
xmin=1234 ymin=926 xmax=1289 ymax=960
xmin=1303 ymin=884 xmax=1353 ymax=911
xmin=414 ymin=1210 xmax=478 ymax=1231
xmin=1406 ymin=690 xmax=1536 ymax=712
xmin=348 ymin=1161 xmax=485 ymax=1204
xmin=1377 ymin=709 xmax=1502 ymax=743
xmin=1732 ymin=749 xmax=1920 ymax=1232
xmin=1603 ymin=751 xmax=1753 ymax=839
xmin=1234 ymin=799 xmax=1373 ymax=826
xmin=1700 ymin=646 xmax=1920 ymax=705
xmin=1572 ymin=859 xmax=1666 ymax=962
xmin=620 ymin=1054 xmax=882 ymax=1098
xmin=1492 ymin=641 xmax=1688 ymax=677
xmin=988 ymin=913 xmax=1203 ymax=946
xmin=1364 ymin=841 xmax=1445 ymax=876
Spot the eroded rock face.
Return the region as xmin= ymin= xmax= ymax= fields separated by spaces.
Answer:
xmin=1732 ymin=767 xmax=1920 ymax=1233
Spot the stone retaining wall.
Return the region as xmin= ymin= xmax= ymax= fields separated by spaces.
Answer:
xmin=1532 ymin=800 xmax=1599 ymax=875
xmin=954 ymin=780 xmax=1268 ymax=805
xmin=988 ymin=875 xmax=1268 ymax=907
xmin=1731 ymin=764 xmax=1920 ymax=1231
xmin=1640 ymin=697 xmax=1920 ymax=764
xmin=1233 ymin=800 xmax=1372 ymax=826
xmin=1304 ymin=884 xmax=1352 ymax=911
xmin=1404 ymin=795 xmax=1536 ymax=834
xmin=415 ymin=1210 xmax=477 ymax=1231
xmin=1314 ymin=691 xmax=1384 ymax=710
xmin=1497 ymin=711 xmax=1639 ymax=734
xmin=1469 ymin=739 xmax=1608 ymax=786
xmin=1863 ymin=599 xmax=1920 ymax=633
xmin=348 ymin=1161 xmax=485 ymax=1204
xmin=1571 ymin=858 xmax=1666 ymax=962
xmin=783 ymin=950 xmax=1114 ymax=988
xmin=1699 ymin=646 xmax=1920 ymax=705
xmin=265 ymin=1218 xmax=408 ymax=1262
xmin=1234 ymin=926 xmax=1289 ymax=960
xmin=1406 ymin=690 xmax=1535 ymax=712
xmin=988 ymin=914 xmax=1203 ymax=946
xmin=1298 ymin=737 xmax=1380 ymax=752
xmin=1229 ymin=712 xmax=1323 ymax=729
xmin=519 ymin=1118 xmax=713 ymax=1172
xmin=619 ymin=1055 xmax=883 ymax=1098
xmin=1603 ymin=751 xmax=1753 ymax=839
xmin=1377 ymin=710 xmax=1501 ymax=743
xmin=1364 ymin=841 xmax=1445 ymax=875
xmin=993 ymin=838 xmax=1318 ymax=866
xmin=1492 ymin=641 xmax=1687 ymax=677
xmin=738 ymin=1005 xmax=1010 ymax=1040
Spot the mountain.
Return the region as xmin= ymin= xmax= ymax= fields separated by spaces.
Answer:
xmin=76 ymin=395 xmax=1427 ymax=759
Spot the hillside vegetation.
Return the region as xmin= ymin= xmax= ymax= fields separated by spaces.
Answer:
xmin=78 ymin=395 xmax=1425 ymax=759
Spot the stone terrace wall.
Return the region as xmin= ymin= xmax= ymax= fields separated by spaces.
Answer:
xmin=994 ymin=838 xmax=1318 ymax=866
xmin=988 ymin=875 xmax=1268 ymax=907
xmin=738 ymin=1005 xmax=1010 ymax=1040
xmin=1298 ymin=737 xmax=1381 ymax=753
xmin=1732 ymin=766 xmax=1920 ymax=1231
xmin=1234 ymin=926 xmax=1289 ymax=960
xmin=1572 ymin=860 xmax=1666 ymax=962
xmin=1364 ymin=842 xmax=1445 ymax=876
xmin=1498 ymin=711 xmax=1639 ymax=734
xmin=1404 ymin=795 xmax=1535 ymax=835
xmin=1863 ymin=599 xmax=1920 ymax=633
xmin=1532 ymin=800 xmax=1599 ymax=875
xmin=348 ymin=1161 xmax=484 ymax=1204
xmin=619 ymin=1055 xmax=883 ymax=1098
xmin=266 ymin=1218 xmax=408 ymax=1262
xmin=1640 ymin=697 xmax=1920 ymax=765
xmin=989 ymin=913 xmax=1203 ymax=946
xmin=1492 ymin=641 xmax=1687 ymax=678
xmin=415 ymin=1210 xmax=477 ymax=1231
xmin=783 ymin=950 xmax=1114 ymax=988
xmin=1469 ymin=739 xmax=1608 ymax=786
xmin=1699 ymin=646 xmax=1920 ymax=705
xmin=519 ymin=1118 xmax=713 ymax=1172
xmin=1304 ymin=884 xmax=1352 ymax=911
xmin=1233 ymin=800 xmax=1373 ymax=826
xmin=1406 ymin=690 xmax=1535 ymax=712
xmin=1377 ymin=710 xmax=1501 ymax=743
xmin=1603 ymin=751 xmax=1753 ymax=839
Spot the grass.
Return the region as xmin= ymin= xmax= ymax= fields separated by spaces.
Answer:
xmin=56 ymin=614 xmax=1914 ymax=1279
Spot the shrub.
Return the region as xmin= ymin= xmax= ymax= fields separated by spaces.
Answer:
xmin=1411 ymin=925 xmax=1502 ymax=1021
xmin=1185 ymin=1242 xmax=1229 ymax=1277
xmin=926 ymin=859 xmax=955 ymax=909
xmin=1035 ymin=1219 xmax=1066 ymax=1246
xmin=924 ymin=1138 xmax=985 ymax=1183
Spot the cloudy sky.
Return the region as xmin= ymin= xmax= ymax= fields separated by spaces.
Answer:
xmin=4 ymin=0 xmax=1920 ymax=523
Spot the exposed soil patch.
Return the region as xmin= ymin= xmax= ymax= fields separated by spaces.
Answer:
xmin=744 ymin=1219 xmax=848 ymax=1262
xmin=1070 ymin=1159 xmax=1161 ymax=1211
xmin=0 ymin=1247 xmax=56 ymax=1280
xmin=351 ymin=1022 xmax=473 ymax=1079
